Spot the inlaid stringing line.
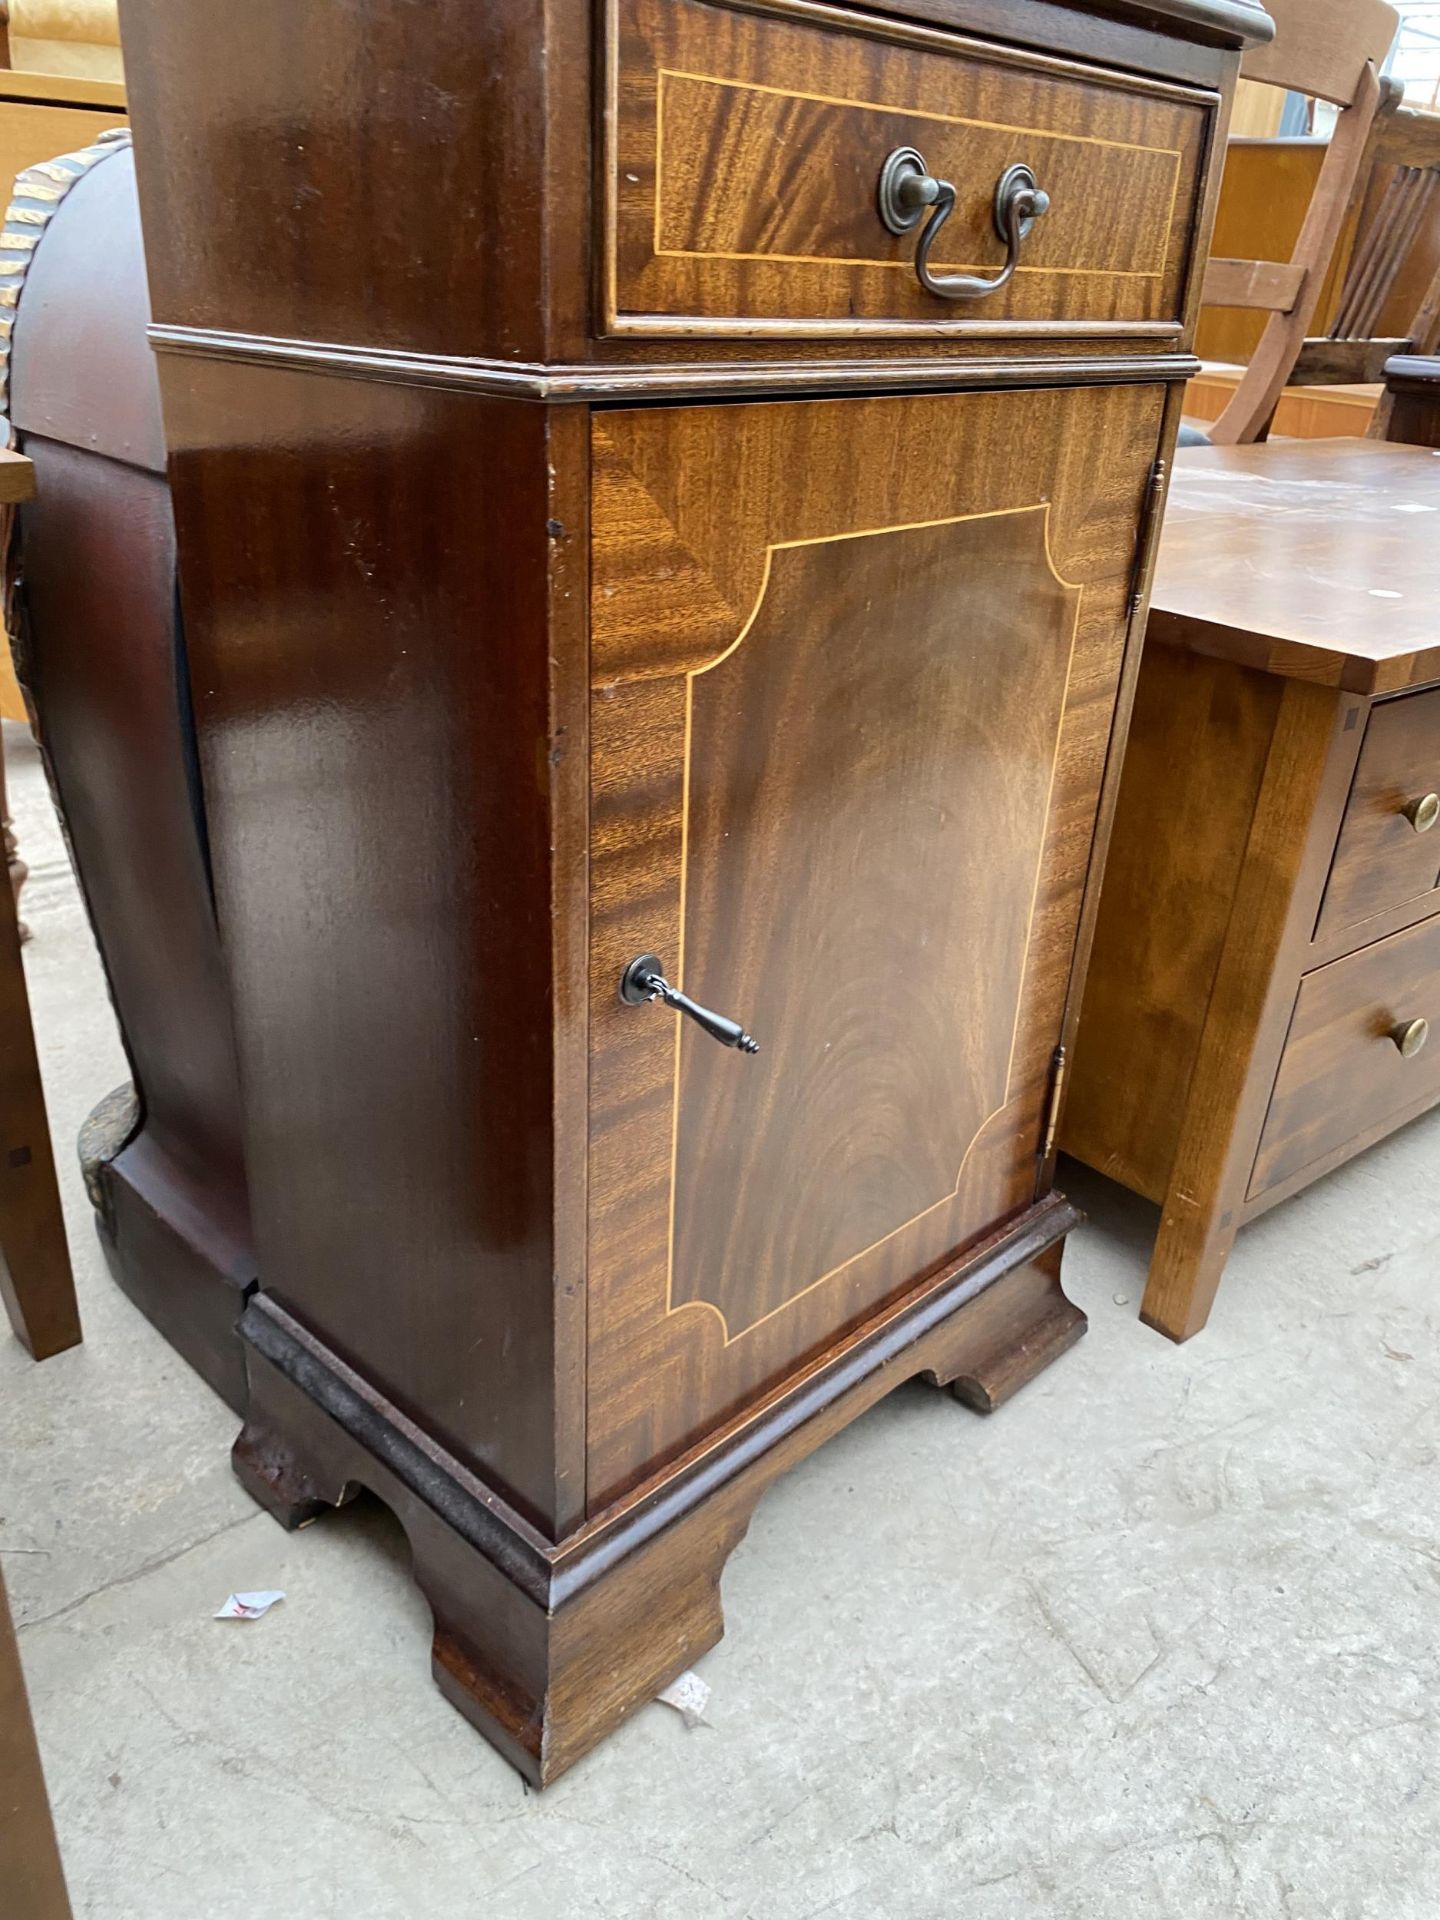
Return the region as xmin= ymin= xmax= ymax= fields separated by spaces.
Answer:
xmin=647 ymin=68 xmax=1184 ymax=282
xmin=661 ymin=502 xmax=1084 ymax=1343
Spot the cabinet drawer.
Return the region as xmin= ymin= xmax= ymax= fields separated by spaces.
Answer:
xmin=605 ymin=0 xmax=1214 ymax=339
xmin=1251 ymin=916 xmax=1440 ymax=1199
xmin=1316 ymin=687 xmax=1440 ymax=941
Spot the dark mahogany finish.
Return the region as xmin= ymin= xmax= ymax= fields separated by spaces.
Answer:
xmin=584 ymin=383 xmax=1161 ymax=1505
xmin=118 ymin=0 xmax=1262 ymax=1783
xmin=8 ymin=148 xmax=254 ymax=1406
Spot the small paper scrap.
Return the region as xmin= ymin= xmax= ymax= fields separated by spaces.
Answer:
xmin=214 ymin=1590 xmax=285 ymax=1621
xmin=657 ymin=1669 xmax=711 ymax=1729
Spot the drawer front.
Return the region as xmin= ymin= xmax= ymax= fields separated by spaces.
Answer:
xmin=1252 ymin=916 xmax=1440 ymax=1198
xmin=1317 ymin=687 xmax=1440 ymax=941
xmin=584 ymin=380 xmax=1165 ymax=1507
xmin=605 ymin=0 xmax=1214 ymax=339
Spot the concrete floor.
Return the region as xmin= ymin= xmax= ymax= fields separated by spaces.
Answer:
xmin=4 ymin=714 xmax=1440 ymax=1920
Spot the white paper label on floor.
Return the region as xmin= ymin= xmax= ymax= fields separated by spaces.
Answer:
xmin=214 ymin=1590 xmax=285 ymax=1621
xmin=657 ymin=1669 xmax=711 ymax=1728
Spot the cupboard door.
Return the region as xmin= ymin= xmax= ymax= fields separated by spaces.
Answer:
xmin=587 ymin=384 xmax=1162 ymax=1506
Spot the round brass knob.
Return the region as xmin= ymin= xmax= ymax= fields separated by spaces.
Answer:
xmin=1402 ymin=792 xmax=1439 ymax=833
xmin=1390 ymin=1017 xmax=1429 ymax=1058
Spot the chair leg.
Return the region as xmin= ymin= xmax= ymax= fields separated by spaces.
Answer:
xmin=0 ymin=1563 xmax=72 ymax=1920
xmin=0 ymin=743 xmax=27 ymax=944
xmin=0 ymin=740 xmax=78 ymax=1360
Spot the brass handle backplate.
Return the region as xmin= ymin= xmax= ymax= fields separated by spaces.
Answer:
xmin=877 ymin=149 xmax=1051 ymax=302
xmin=1390 ymin=1016 xmax=1429 ymax=1058
xmin=1402 ymin=792 xmax=1439 ymax=833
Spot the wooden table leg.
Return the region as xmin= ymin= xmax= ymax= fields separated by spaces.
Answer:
xmin=1140 ymin=680 xmax=1351 ymax=1342
xmin=0 ymin=1562 xmax=72 ymax=1920
xmin=0 ymin=732 xmax=78 ymax=1360
xmin=0 ymin=739 xmax=28 ymax=944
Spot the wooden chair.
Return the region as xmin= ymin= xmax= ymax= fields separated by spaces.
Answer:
xmin=0 ymin=717 xmax=76 ymax=1360
xmin=1198 ymin=0 xmax=1400 ymax=445
xmin=0 ymin=445 xmax=75 ymax=1920
xmin=1376 ymin=351 xmax=1440 ymax=445
xmin=0 ymin=447 xmax=78 ymax=1362
xmin=0 ymin=1561 xmax=72 ymax=1920
xmin=1317 ymin=114 xmax=1440 ymax=389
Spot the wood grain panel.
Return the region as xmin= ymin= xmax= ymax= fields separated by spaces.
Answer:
xmin=607 ymin=0 xmax=1214 ymax=336
xmin=1144 ymin=440 xmax=1440 ymax=695
xmin=672 ymin=511 xmax=1078 ymax=1335
xmin=1251 ymin=914 xmax=1440 ymax=1198
xmin=1316 ymin=687 xmax=1440 ymax=940
xmin=1062 ymin=642 xmax=1283 ymax=1202
xmin=587 ymin=381 xmax=1164 ymax=1505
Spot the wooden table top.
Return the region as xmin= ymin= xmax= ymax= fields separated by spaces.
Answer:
xmin=1149 ymin=437 xmax=1440 ymax=695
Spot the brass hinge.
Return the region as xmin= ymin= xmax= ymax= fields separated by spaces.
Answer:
xmin=1040 ymin=1043 xmax=1068 ymax=1161
xmin=1127 ymin=456 xmax=1169 ymax=616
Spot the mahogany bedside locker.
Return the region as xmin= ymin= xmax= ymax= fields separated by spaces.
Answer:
xmin=116 ymin=0 xmax=1266 ymax=1782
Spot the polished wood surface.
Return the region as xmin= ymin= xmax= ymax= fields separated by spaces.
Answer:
xmin=119 ymin=0 xmax=1258 ymax=1783
xmin=1146 ymin=438 xmax=1440 ymax=691
xmin=1066 ymin=434 xmax=1440 ymax=1340
xmin=1252 ymin=912 xmax=1440 ymax=1195
xmin=118 ymin=0 xmax=1249 ymax=379
xmin=1318 ymin=686 xmax=1440 ymax=938
xmin=160 ymin=358 xmax=588 ymax=1535
xmin=0 ymin=1562 xmax=71 ymax=1920
xmin=1062 ymin=640 xmax=1282 ymax=1204
xmin=9 ymin=145 xmax=254 ymax=1405
xmin=1128 ymin=675 xmax=1345 ymax=1338
xmin=608 ymin=0 xmax=1211 ymax=336
xmin=587 ymin=381 xmax=1161 ymax=1500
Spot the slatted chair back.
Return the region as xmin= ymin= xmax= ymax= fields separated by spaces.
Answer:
xmin=1201 ymin=0 xmax=1400 ymax=444
xmin=1278 ymin=104 xmax=1440 ymax=415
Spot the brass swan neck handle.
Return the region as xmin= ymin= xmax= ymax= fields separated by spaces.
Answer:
xmin=878 ymin=149 xmax=1051 ymax=302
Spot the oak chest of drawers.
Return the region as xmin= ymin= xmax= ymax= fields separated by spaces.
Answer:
xmin=118 ymin=0 xmax=1262 ymax=1781
xmin=1066 ymin=437 xmax=1440 ymax=1343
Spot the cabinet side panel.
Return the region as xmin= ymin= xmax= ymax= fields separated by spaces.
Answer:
xmin=158 ymin=360 xmax=571 ymax=1533
xmin=117 ymin=0 xmax=555 ymax=361
xmin=1062 ymin=640 xmax=1281 ymax=1200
